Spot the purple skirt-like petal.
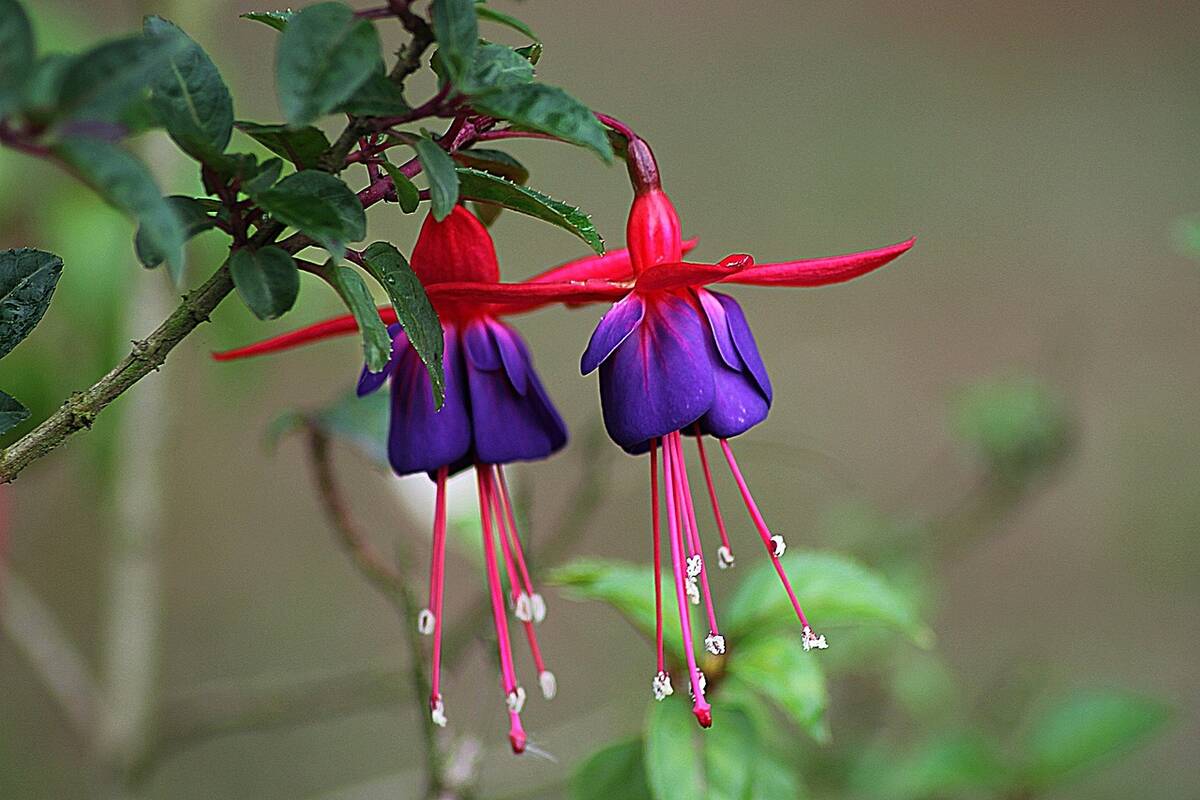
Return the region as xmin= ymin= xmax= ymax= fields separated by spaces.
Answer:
xmin=386 ymin=325 xmax=473 ymax=475
xmin=696 ymin=290 xmax=772 ymax=438
xmin=598 ymin=292 xmax=715 ymax=453
xmin=357 ymin=324 xmax=405 ymax=397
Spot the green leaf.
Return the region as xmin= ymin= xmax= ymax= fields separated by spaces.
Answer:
xmin=282 ymin=389 xmax=391 ymax=466
xmin=704 ymin=708 xmax=759 ymax=800
xmin=144 ymin=17 xmax=233 ymax=162
xmin=380 ymin=160 xmax=420 ymax=213
xmin=414 ymin=135 xmax=459 ymax=221
xmin=728 ymin=635 xmax=828 ymax=742
xmin=255 ymin=170 xmax=365 ymax=257
xmin=748 ymin=750 xmax=804 ymax=800
xmin=0 ymin=390 xmax=30 ymax=436
xmin=456 ymin=167 xmax=604 ymax=254
xmin=361 ymin=242 xmax=444 ymax=408
xmin=276 ymin=2 xmax=381 ymax=126
xmin=454 ymin=148 xmax=529 ymax=184
xmin=135 ymin=196 xmax=218 ymax=268
xmin=474 ymin=3 xmax=539 ymax=42
xmin=570 ymin=738 xmax=653 ymax=800
xmin=644 ymin=699 xmax=703 ymax=800
xmin=0 ymin=248 xmax=63 ymax=359
xmin=240 ymin=10 xmax=295 ymax=31
xmin=430 ymin=0 xmax=478 ymax=85
xmin=0 ymin=0 xmax=35 ymax=117
xmin=952 ymin=378 xmax=1070 ymax=484
xmin=470 ymin=83 xmax=613 ymax=162
xmin=20 ymin=54 xmax=73 ymax=122
xmin=57 ymin=33 xmax=185 ymax=125
xmin=236 ymin=121 xmax=332 ymax=169
xmin=55 ymin=137 xmax=185 ymax=280
xmin=332 ymin=265 xmax=391 ymax=372
xmin=1020 ymin=689 xmax=1171 ymax=789
xmin=725 ymin=550 xmax=934 ymax=647
xmin=461 ymin=43 xmax=534 ymax=92
xmin=229 ymin=246 xmax=299 ymax=320
xmin=339 ymin=70 xmax=411 ymax=117
xmin=514 ymin=42 xmax=543 ymax=65
xmin=241 ymin=157 xmax=284 ymax=196
xmin=860 ymin=732 xmax=1012 ymax=800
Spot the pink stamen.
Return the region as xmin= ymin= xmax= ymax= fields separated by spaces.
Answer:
xmin=650 ymin=439 xmax=665 ymax=674
xmin=496 ymin=468 xmax=542 ymax=616
xmin=719 ymin=439 xmax=812 ymax=630
xmin=692 ymin=426 xmax=734 ymax=559
xmin=429 ymin=466 xmax=448 ymax=716
xmin=669 ymin=432 xmax=723 ymax=649
xmin=476 ymin=466 xmax=526 ymax=753
xmin=490 ymin=468 xmax=525 ymax=609
xmin=663 ymin=435 xmax=712 ymax=727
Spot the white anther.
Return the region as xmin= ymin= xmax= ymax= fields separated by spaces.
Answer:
xmin=686 ymin=554 xmax=703 ymax=578
xmin=530 ymin=593 xmax=547 ymax=623
xmin=686 ymin=577 xmax=701 ymax=605
xmin=716 ymin=546 xmax=735 ymax=569
xmin=705 ymin=633 xmax=726 ymax=655
xmin=505 ymin=686 xmax=526 ymax=713
xmin=514 ymin=592 xmax=533 ymax=622
xmin=538 ymin=670 xmax=557 ymax=700
xmin=652 ymin=671 xmax=674 ymax=701
xmin=688 ymin=670 xmax=707 ymax=699
xmin=417 ymin=609 xmax=435 ymax=635
xmin=770 ymin=535 xmax=787 ymax=558
xmin=802 ymin=625 xmax=828 ymax=651
xmin=430 ymin=697 xmax=447 ymax=728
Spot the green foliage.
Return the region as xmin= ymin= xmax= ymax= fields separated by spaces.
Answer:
xmin=240 ymin=10 xmax=295 ymax=32
xmin=0 ymin=248 xmax=63 ymax=359
xmin=474 ymin=3 xmax=539 ymax=43
xmin=144 ymin=17 xmax=233 ymax=163
xmin=413 ymin=134 xmax=460 ymax=221
xmin=430 ymin=0 xmax=479 ymax=87
xmin=331 ymin=264 xmax=392 ymax=373
xmin=361 ymin=242 xmax=444 ymax=408
xmin=729 ymin=636 xmax=828 ymax=742
xmin=276 ymin=2 xmax=381 ymax=126
xmin=229 ymin=246 xmax=299 ymax=321
xmin=0 ymin=0 xmax=35 ymax=117
xmin=271 ymin=389 xmax=390 ymax=465
xmin=254 ymin=170 xmax=366 ymax=258
xmin=55 ymin=33 xmax=185 ymax=125
xmin=644 ymin=699 xmax=703 ymax=799
xmin=135 ymin=196 xmax=218 ymax=269
xmin=459 ymin=43 xmax=534 ymax=92
xmin=0 ymin=389 xmax=30 ymax=435
xmin=570 ymin=738 xmax=652 ymax=800
xmin=339 ymin=70 xmax=411 ymax=117
xmin=469 ymin=83 xmax=614 ymax=162
xmin=380 ymin=160 xmax=420 ymax=213
xmin=952 ymin=377 xmax=1071 ymax=484
xmin=236 ymin=122 xmax=332 ymax=170
xmin=456 ymin=167 xmax=605 ymax=254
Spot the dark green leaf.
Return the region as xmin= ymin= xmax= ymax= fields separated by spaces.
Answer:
xmin=454 ymin=148 xmax=529 ymax=184
xmin=57 ymin=33 xmax=185 ymax=125
xmin=1021 ymin=689 xmax=1171 ymax=789
xmin=644 ymin=699 xmax=703 ymax=800
xmin=414 ymin=135 xmax=459 ymax=221
xmin=135 ymin=196 xmax=218 ymax=268
xmin=430 ymin=0 xmax=478 ymax=85
xmin=0 ymin=390 xmax=30 ymax=436
xmin=0 ymin=248 xmax=63 ymax=359
xmin=255 ymin=170 xmax=365 ymax=257
xmin=570 ymin=739 xmax=652 ymax=800
xmin=514 ymin=42 xmax=543 ymax=65
xmin=332 ymin=265 xmax=391 ymax=372
xmin=470 ymin=83 xmax=613 ymax=162
xmin=462 ymin=43 xmax=534 ymax=92
xmin=380 ymin=160 xmax=420 ymax=213
xmin=230 ymin=246 xmax=299 ymax=320
xmin=456 ymin=167 xmax=604 ymax=254
xmin=361 ymin=242 xmax=444 ymax=407
xmin=339 ymin=70 xmax=411 ymax=116
xmin=55 ymin=137 xmax=185 ymax=280
xmin=276 ymin=2 xmax=381 ymax=126
xmin=236 ymin=121 xmax=331 ymax=169
xmin=474 ymin=3 xmax=539 ymax=42
xmin=240 ymin=10 xmax=295 ymax=31
xmin=725 ymin=550 xmax=934 ymax=647
xmin=20 ymin=54 xmax=73 ymax=122
xmin=241 ymin=157 xmax=284 ymax=196
xmin=144 ymin=17 xmax=233 ymax=162
xmin=0 ymin=0 xmax=35 ymax=117
xmin=729 ymin=635 xmax=828 ymax=742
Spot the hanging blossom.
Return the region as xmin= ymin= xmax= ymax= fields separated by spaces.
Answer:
xmin=523 ymin=136 xmax=915 ymax=727
xmin=215 ymin=206 xmax=599 ymax=753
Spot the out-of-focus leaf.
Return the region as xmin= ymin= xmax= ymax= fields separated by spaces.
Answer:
xmin=380 ymin=160 xmax=420 ymax=213
xmin=414 ymin=134 xmax=459 ymax=221
xmin=144 ymin=17 xmax=233 ymax=162
xmin=55 ymin=137 xmax=185 ymax=280
xmin=749 ymin=749 xmax=805 ymax=800
xmin=255 ymin=170 xmax=365 ymax=257
xmin=276 ymin=2 xmax=380 ymax=126
xmin=57 ymin=33 xmax=184 ymax=125
xmin=725 ymin=550 xmax=934 ymax=647
xmin=0 ymin=390 xmax=30 ymax=435
xmin=0 ymin=0 xmax=35 ymax=117
xmin=1020 ymin=689 xmax=1171 ymax=789
xmin=704 ymin=708 xmax=758 ymax=799
xmin=361 ymin=242 xmax=443 ymax=407
xmin=332 ymin=264 xmax=391 ymax=372
xmin=454 ymin=148 xmax=528 ymax=184
xmin=430 ymin=0 xmax=478 ymax=86
xmin=240 ymin=10 xmax=295 ymax=31
xmin=1170 ymin=214 xmax=1200 ymax=258
xmin=0 ymin=248 xmax=63 ymax=359
xmin=855 ymin=732 xmax=1012 ymax=800
xmin=229 ymin=246 xmax=299 ymax=320
xmin=644 ymin=698 xmax=703 ymax=800
xmin=470 ymin=83 xmax=613 ymax=162
xmin=241 ymin=157 xmax=284 ymax=196
xmin=20 ymin=54 xmax=73 ymax=123
xmin=570 ymin=738 xmax=652 ymax=800
xmin=456 ymin=167 xmax=604 ymax=254
xmin=952 ymin=378 xmax=1070 ymax=484
xmin=728 ymin=635 xmax=828 ymax=742
xmin=274 ymin=389 xmax=390 ymax=464
xmin=135 ymin=196 xmax=218 ymax=268
xmin=339 ymin=70 xmax=411 ymax=116
xmin=474 ymin=3 xmax=539 ymax=42
xmin=237 ymin=121 xmax=331 ymax=169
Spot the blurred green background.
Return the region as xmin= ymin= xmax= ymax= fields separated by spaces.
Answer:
xmin=2 ymin=1 xmax=1198 ymax=798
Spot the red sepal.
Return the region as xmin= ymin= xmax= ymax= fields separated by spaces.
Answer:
xmin=720 ymin=238 xmax=915 ymax=287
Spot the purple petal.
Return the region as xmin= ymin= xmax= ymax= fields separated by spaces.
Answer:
xmin=357 ymin=324 xmax=406 ymax=396
xmin=581 ymin=293 xmax=645 ymax=375
xmin=716 ymin=291 xmax=772 ymax=402
xmin=696 ymin=289 xmax=741 ymax=370
xmin=387 ymin=327 xmax=472 ymax=475
xmin=492 ymin=322 xmax=529 ymax=395
xmin=696 ymin=292 xmax=772 ymax=438
xmin=463 ymin=319 xmax=501 ymax=370
xmin=598 ymin=292 xmax=715 ymax=452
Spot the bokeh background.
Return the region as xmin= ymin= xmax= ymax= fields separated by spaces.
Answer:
xmin=2 ymin=1 xmax=1198 ymax=798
